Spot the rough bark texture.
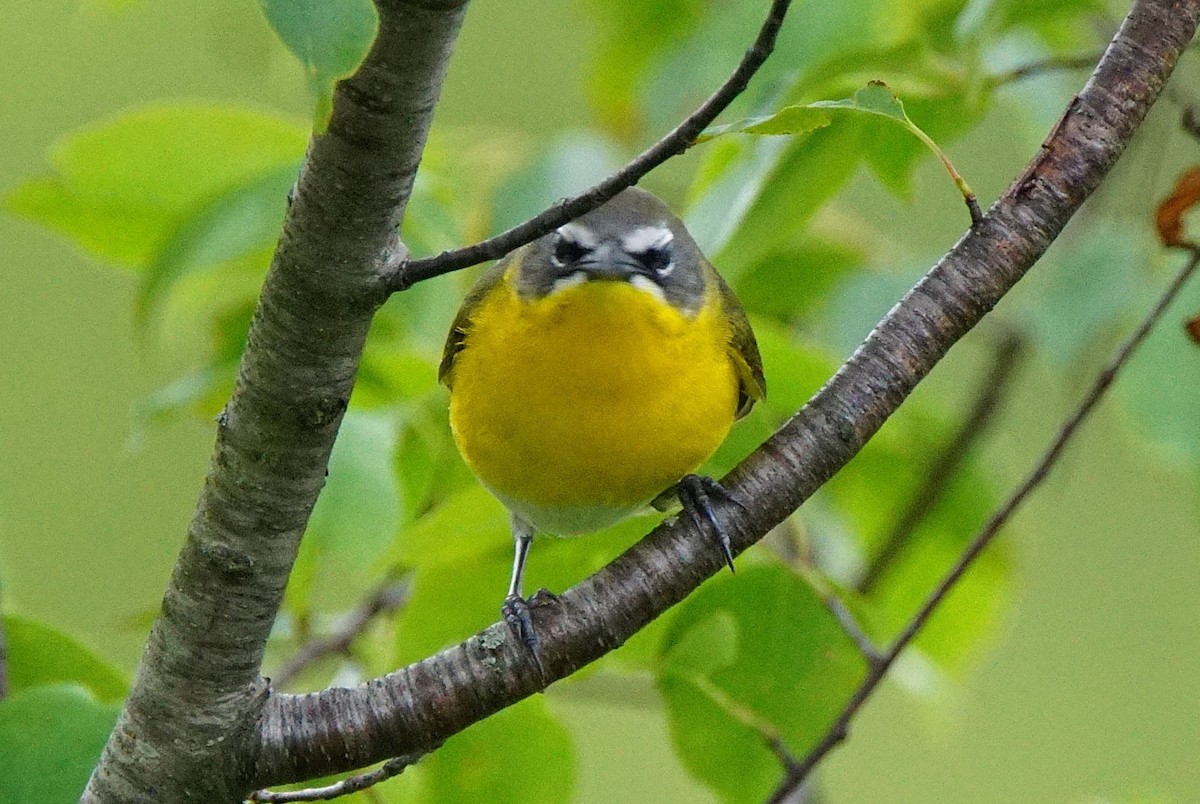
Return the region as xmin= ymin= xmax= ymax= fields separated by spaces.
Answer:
xmin=82 ymin=1 xmax=470 ymax=800
xmin=253 ymin=0 xmax=1199 ymax=787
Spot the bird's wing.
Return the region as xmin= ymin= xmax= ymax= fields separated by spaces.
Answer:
xmin=438 ymin=259 xmax=509 ymax=388
xmin=714 ymin=270 xmax=766 ymax=419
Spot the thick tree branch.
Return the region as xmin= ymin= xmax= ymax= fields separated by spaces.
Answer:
xmin=254 ymin=0 xmax=1200 ymax=788
xmin=389 ymin=0 xmax=794 ymax=289
xmin=83 ymin=1 xmax=470 ymax=800
xmin=767 ymin=247 xmax=1200 ymax=802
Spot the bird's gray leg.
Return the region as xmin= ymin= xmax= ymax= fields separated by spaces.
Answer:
xmin=501 ymin=514 xmax=545 ymax=675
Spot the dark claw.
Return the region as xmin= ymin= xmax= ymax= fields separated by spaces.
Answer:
xmin=678 ymin=474 xmax=740 ymax=574
xmin=502 ymin=594 xmax=545 ymax=677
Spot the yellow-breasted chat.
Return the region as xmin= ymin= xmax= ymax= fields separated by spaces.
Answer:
xmin=439 ymin=186 xmax=765 ymax=666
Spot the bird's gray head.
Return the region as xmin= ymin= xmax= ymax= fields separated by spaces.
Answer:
xmin=513 ymin=187 xmax=708 ymax=314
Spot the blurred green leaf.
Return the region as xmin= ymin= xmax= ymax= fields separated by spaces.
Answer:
xmin=287 ymin=411 xmax=403 ymax=616
xmin=580 ymin=0 xmax=706 ymax=137
xmin=257 ymin=0 xmax=378 ymax=124
xmin=136 ymin=162 xmax=297 ymax=327
xmin=699 ymin=124 xmax=866 ymax=278
xmin=392 ymin=399 xmax=478 ymax=525
xmin=969 ymin=0 xmax=1108 ymax=43
xmin=732 ymin=235 xmax=866 ymax=325
xmin=4 ymin=616 xmax=128 ymax=703
xmin=420 ymin=697 xmax=574 ymax=804
xmin=0 ymin=685 xmax=121 ymax=804
xmin=1024 ymin=225 xmax=1148 ymax=366
xmin=385 ymin=486 xmax=509 ymax=570
xmin=5 ymin=104 xmax=306 ymax=268
xmin=1119 ymin=259 xmax=1200 ymax=467
xmin=658 ymin=565 xmax=865 ymax=803
xmin=821 ymin=404 xmax=1009 ymax=669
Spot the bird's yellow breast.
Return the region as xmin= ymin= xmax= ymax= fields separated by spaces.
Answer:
xmin=447 ymin=269 xmax=738 ymax=534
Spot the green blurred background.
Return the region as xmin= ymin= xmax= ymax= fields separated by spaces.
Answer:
xmin=3 ymin=0 xmax=1199 ymax=801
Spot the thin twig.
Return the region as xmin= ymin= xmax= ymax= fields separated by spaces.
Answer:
xmin=249 ymin=754 xmax=424 ymax=803
xmin=390 ymin=0 xmax=794 ymax=289
xmin=271 ymin=578 xmax=409 ymax=689
xmin=820 ymin=593 xmax=884 ymax=667
xmin=767 ymin=249 xmax=1200 ymax=803
xmin=858 ymin=331 xmax=1026 ymax=593
xmin=991 ymin=52 xmax=1106 ymax=87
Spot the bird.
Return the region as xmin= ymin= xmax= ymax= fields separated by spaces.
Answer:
xmin=439 ymin=186 xmax=765 ymax=670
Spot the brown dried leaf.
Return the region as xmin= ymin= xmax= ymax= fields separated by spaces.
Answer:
xmin=1185 ymin=314 xmax=1200 ymax=345
xmin=1156 ymin=166 xmax=1200 ymax=247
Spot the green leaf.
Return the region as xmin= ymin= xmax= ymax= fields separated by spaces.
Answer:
xmin=699 ymin=123 xmax=867 ymax=279
xmin=732 ymin=235 xmax=866 ymax=325
xmin=384 ymin=486 xmax=510 ymax=571
xmin=1119 ymin=258 xmax=1200 ymax=467
xmin=419 ymin=697 xmax=574 ymax=804
xmin=1023 ymin=225 xmax=1149 ymax=366
xmin=810 ymin=80 xmax=909 ymax=122
xmin=136 ymin=162 xmax=298 ymax=326
xmin=581 ymin=0 xmax=706 ymax=136
xmin=5 ymin=104 xmax=306 ymax=269
xmin=4 ymin=616 xmax=128 ymax=703
xmin=287 ymin=411 xmax=403 ymax=615
xmin=820 ymin=404 xmax=1009 ymax=669
xmin=257 ymin=0 xmax=379 ymax=122
xmin=0 ymin=685 xmax=121 ymax=804
xmin=698 ymin=107 xmax=832 ymax=143
xmin=657 ymin=565 xmax=865 ymax=803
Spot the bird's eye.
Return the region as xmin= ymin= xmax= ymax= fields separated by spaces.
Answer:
xmin=552 ymin=237 xmax=589 ymax=267
xmin=635 ymin=245 xmax=673 ymax=275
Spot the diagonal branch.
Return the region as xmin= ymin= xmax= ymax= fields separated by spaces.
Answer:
xmin=767 ymin=247 xmax=1200 ymax=803
xmin=253 ymin=0 xmax=1200 ymax=789
xmin=858 ymin=331 xmax=1025 ymax=593
xmin=389 ymin=0 xmax=795 ymax=289
xmin=83 ymin=1 xmax=471 ymax=800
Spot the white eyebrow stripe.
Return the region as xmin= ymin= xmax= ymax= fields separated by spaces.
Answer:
xmin=556 ymin=222 xmax=598 ymax=248
xmin=621 ymin=224 xmax=673 ymax=253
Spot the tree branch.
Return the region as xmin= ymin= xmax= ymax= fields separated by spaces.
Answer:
xmin=389 ymin=0 xmax=795 ymax=289
xmin=253 ymin=0 xmax=1200 ymax=789
xmin=766 ymin=246 xmax=1200 ymax=803
xmin=83 ymin=1 xmax=471 ymax=800
xmin=858 ymin=331 xmax=1025 ymax=593
xmin=249 ymin=753 xmax=423 ymax=803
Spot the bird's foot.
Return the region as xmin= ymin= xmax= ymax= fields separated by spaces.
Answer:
xmin=677 ymin=474 xmax=747 ymax=574
xmin=502 ymin=593 xmax=546 ymax=677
